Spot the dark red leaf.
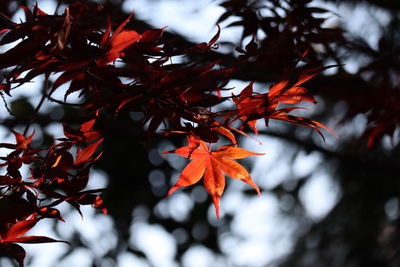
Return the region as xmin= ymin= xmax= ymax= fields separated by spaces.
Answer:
xmin=4 ymin=219 xmax=39 ymax=241
xmin=141 ymin=28 xmax=165 ymax=42
xmin=52 ymin=70 xmax=79 ymax=92
xmin=74 ymin=139 xmax=103 ymax=165
xmin=12 ymin=236 xmax=69 ymax=244
xmin=80 ymin=119 xmax=96 ymax=132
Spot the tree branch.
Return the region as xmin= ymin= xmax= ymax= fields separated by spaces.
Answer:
xmin=0 ymin=10 xmax=16 ymax=29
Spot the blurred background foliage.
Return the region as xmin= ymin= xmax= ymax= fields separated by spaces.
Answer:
xmin=1 ymin=0 xmax=400 ymax=266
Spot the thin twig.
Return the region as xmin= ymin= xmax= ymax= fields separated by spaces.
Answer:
xmin=85 ymin=69 xmax=179 ymax=110
xmin=23 ymin=78 xmax=49 ymax=136
xmin=47 ymin=95 xmax=84 ymax=106
xmin=0 ymin=91 xmax=15 ymax=117
xmin=0 ymin=10 xmax=16 ymax=29
xmin=55 ymin=0 xmax=63 ymax=15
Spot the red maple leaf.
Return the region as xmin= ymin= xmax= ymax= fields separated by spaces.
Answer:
xmin=0 ymin=218 xmax=69 ymax=267
xmin=162 ymin=136 xmax=263 ymax=218
xmin=96 ymin=13 xmax=141 ymax=66
xmin=233 ymin=67 xmax=337 ymax=139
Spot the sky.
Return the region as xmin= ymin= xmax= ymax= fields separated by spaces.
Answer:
xmin=0 ymin=0 xmax=382 ymax=266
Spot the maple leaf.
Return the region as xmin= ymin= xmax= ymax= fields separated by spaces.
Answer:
xmin=1 ymin=218 xmax=67 ymax=243
xmin=194 ymin=25 xmax=221 ymax=52
xmin=12 ymin=131 xmax=35 ymax=150
xmin=74 ymin=138 xmax=103 ymax=165
xmin=97 ymin=14 xmax=141 ymax=66
xmin=233 ymin=67 xmax=337 ymax=139
xmin=162 ymin=136 xmax=263 ymax=218
xmin=0 ymin=218 xmax=69 ymax=267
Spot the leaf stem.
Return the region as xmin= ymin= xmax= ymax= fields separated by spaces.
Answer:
xmin=0 ymin=91 xmax=15 ymax=117
xmin=23 ymin=78 xmax=49 ymax=136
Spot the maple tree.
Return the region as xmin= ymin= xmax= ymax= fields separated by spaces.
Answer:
xmin=0 ymin=0 xmax=399 ymax=266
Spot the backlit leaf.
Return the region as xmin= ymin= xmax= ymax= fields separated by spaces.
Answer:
xmin=163 ymin=136 xmax=263 ymax=218
xmin=74 ymin=139 xmax=103 ymax=165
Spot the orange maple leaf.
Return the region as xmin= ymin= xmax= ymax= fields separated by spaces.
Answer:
xmin=162 ymin=136 xmax=264 ymax=218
